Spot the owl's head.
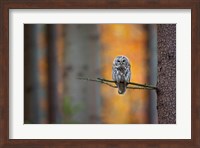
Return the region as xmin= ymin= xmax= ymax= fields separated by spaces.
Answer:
xmin=113 ymin=55 xmax=130 ymax=67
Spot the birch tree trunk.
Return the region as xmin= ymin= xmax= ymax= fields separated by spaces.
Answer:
xmin=157 ymin=24 xmax=176 ymax=124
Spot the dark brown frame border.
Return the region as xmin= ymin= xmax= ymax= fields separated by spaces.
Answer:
xmin=0 ymin=0 xmax=199 ymax=147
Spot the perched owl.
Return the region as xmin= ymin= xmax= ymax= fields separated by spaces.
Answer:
xmin=112 ymin=55 xmax=131 ymax=94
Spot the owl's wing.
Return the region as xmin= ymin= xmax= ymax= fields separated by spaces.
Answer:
xmin=113 ymin=65 xmax=123 ymax=83
xmin=125 ymin=66 xmax=131 ymax=83
xmin=112 ymin=66 xmax=117 ymax=81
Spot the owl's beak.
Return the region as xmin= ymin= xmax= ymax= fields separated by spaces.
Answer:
xmin=120 ymin=62 xmax=124 ymax=66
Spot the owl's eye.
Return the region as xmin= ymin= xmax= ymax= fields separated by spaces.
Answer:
xmin=117 ymin=60 xmax=120 ymax=62
xmin=122 ymin=60 xmax=125 ymax=62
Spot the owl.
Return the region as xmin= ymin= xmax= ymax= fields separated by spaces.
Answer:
xmin=112 ymin=55 xmax=131 ymax=94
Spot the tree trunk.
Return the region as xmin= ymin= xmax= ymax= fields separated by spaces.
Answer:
xmin=24 ymin=25 xmax=41 ymax=123
xmin=147 ymin=24 xmax=158 ymax=124
xmin=46 ymin=25 xmax=60 ymax=123
xmin=63 ymin=24 xmax=101 ymax=123
xmin=157 ymin=24 xmax=176 ymax=124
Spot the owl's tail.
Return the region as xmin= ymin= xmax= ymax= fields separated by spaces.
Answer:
xmin=118 ymin=82 xmax=127 ymax=94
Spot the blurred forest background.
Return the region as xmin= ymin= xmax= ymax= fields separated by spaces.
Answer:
xmin=24 ymin=24 xmax=157 ymax=124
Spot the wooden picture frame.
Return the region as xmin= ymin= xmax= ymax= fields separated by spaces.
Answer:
xmin=0 ymin=0 xmax=199 ymax=147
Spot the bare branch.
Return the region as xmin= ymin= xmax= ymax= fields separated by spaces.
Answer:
xmin=127 ymin=86 xmax=155 ymax=90
xmin=77 ymin=77 xmax=117 ymax=88
xmin=97 ymin=78 xmax=156 ymax=89
xmin=77 ymin=77 xmax=157 ymax=90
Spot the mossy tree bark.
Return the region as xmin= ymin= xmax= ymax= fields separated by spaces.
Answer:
xmin=157 ymin=24 xmax=176 ymax=124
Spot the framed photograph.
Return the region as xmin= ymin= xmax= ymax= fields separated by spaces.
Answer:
xmin=0 ymin=0 xmax=199 ymax=147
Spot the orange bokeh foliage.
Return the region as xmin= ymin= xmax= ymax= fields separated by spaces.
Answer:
xmin=99 ymin=24 xmax=149 ymax=123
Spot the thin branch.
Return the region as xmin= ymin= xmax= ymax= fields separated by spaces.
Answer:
xmin=77 ymin=77 xmax=117 ymax=88
xmin=97 ymin=78 xmax=157 ymax=89
xmin=77 ymin=77 xmax=157 ymax=90
xmin=127 ymin=86 xmax=155 ymax=90
xmin=128 ymin=82 xmax=157 ymax=89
